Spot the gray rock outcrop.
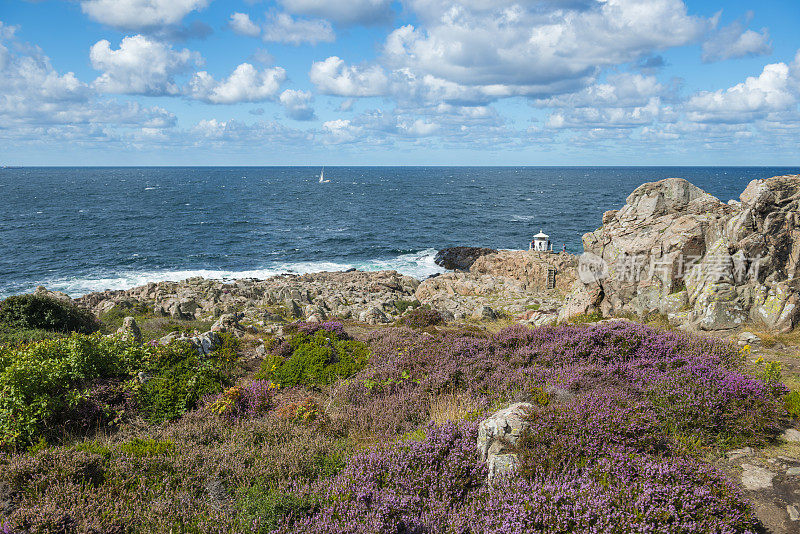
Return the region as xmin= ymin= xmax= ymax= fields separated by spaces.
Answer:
xmin=477 ymin=402 xmax=533 ymax=484
xmin=116 ymin=316 xmax=142 ymax=344
xmin=435 ymin=247 xmax=497 ymax=271
xmin=75 ymin=270 xmax=420 ymax=327
xmin=563 ymin=175 xmax=800 ymax=331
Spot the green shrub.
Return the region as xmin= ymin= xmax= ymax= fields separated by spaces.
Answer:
xmin=0 ymin=331 xmax=236 ymax=449
xmin=0 ymin=333 xmax=150 ymax=450
xmin=255 ymin=331 xmax=369 ymax=387
xmin=0 ymin=327 xmax=66 ymax=348
xmin=394 ymin=299 xmax=421 ymax=314
xmin=234 ymin=485 xmax=319 ymax=533
xmin=785 ymin=391 xmax=800 ymax=418
xmin=73 ymin=440 xmax=112 ymax=459
xmin=117 ymin=438 xmax=174 ymax=457
xmin=137 ymin=341 xmax=230 ymax=424
xmin=98 ymin=301 xmax=152 ymax=328
xmin=0 ymin=294 xmax=99 ymax=334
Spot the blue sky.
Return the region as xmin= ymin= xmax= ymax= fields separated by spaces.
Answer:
xmin=1 ymin=0 xmax=799 ymax=165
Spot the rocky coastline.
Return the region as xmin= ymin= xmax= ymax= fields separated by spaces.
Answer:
xmin=41 ymin=173 xmax=796 ymax=337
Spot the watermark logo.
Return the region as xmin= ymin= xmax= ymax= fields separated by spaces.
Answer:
xmin=578 ymin=252 xmax=608 ymax=284
xmin=578 ymin=252 xmax=761 ymax=284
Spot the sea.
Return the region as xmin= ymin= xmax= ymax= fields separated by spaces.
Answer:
xmin=1 ymin=166 xmax=798 ymax=299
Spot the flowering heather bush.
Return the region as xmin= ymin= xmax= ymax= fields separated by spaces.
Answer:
xmin=284 ymin=321 xmax=350 ymax=339
xmin=343 ymin=321 xmax=783 ymax=448
xmin=208 ymin=380 xmax=275 ymax=419
xmin=279 ymin=421 xmax=758 ymax=534
xmin=0 ymin=321 xmax=782 ymax=532
xmin=398 ymin=307 xmax=444 ymax=328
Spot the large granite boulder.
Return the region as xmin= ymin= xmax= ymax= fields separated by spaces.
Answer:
xmin=33 ymin=285 xmax=72 ymax=302
xmin=477 ymin=402 xmax=533 ymax=484
xmin=562 ymin=175 xmax=800 ymax=332
xmin=434 ymin=247 xmax=497 ymax=271
xmin=159 ymin=330 xmax=222 ymax=356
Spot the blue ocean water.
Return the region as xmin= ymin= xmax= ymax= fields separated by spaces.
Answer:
xmin=1 ymin=166 xmax=798 ymax=298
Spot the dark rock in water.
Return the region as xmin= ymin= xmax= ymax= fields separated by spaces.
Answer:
xmin=435 ymin=247 xmax=497 ymax=271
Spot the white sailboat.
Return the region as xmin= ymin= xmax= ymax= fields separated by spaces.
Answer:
xmin=318 ymin=167 xmax=329 ymax=183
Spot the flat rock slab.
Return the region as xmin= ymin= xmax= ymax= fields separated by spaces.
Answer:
xmin=741 ymin=464 xmax=776 ymax=490
xmin=782 ymin=429 xmax=800 ymax=442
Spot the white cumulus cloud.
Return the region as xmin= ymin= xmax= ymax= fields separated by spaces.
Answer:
xmin=90 ymin=35 xmax=201 ymax=95
xmin=686 ymin=59 xmax=798 ymax=123
xmin=310 ymin=56 xmax=389 ymax=96
xmin=189 ymin=63 xmax=287 ymax=104
xmin=702 ymin=16 xmax=772 ymax=63
xmin=278 ymin=0 xmax=394 ymax=26
xmin=0 ymin=25 xmax=176 ymax=147
xmin=279 ymin=89 xmax=316 ymax=120
xmin=80 ymin=0 xmax=210 ymax=31
xmin=262 ymin=13 xmax=335 ymax=45
xmin=384 ymin=0 xmax=706 ymax=94
xmin=229 ymin=12 xmax=261 ymax=37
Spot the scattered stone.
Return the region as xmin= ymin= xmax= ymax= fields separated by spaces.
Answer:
xmin=116 ymin=316 xmax=142 ymax=344
xmin=34 ymin=285 xmax=72 ymax=302
xmin=783 ymin=429 xmax=800 ymax=442
xmin=74 ymin=270 xmax=421 ymax=328
xmin=786 ymin=467 xmax=800 ymax=476
xmin=741 ymin=464 xmax=776 ymax=490
xmin=158 ymin=330 xmax=221 ymax=356
xmin=473 ymin=305 xmax=498 ymax=321
xmin=726 ymin=447 xmax=753 ymax=461
xmin=158 ymin=331 xmax=182 ymax=345
xmin=738 ymin=331 xmax=761 ymax=346
xmin=788 ymin=505 xmax=800 ymax=522
xmin=359 ymin=306 xmax=389 ymax=325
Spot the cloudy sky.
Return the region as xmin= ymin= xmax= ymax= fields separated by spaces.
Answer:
xmin=2 ymin=0 xmax=799 ymax=165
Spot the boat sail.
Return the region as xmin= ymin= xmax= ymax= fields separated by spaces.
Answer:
xmin=318 ymin=167 xmax=329 ymax=183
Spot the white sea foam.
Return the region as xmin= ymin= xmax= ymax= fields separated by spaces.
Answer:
xmin=33 ymin=249 xmax=445 ymax=297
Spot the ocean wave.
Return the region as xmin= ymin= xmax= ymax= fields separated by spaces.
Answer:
xmin=15 ymin=249 xmax=445 ymax=298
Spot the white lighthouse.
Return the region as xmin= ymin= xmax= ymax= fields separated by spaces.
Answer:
xmin=530 ymin=230 xmax=550 ymax=252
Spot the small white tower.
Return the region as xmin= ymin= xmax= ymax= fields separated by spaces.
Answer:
xmin=530 ymin=230 xmax=550 ymax=252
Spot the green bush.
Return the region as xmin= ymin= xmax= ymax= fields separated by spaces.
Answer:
xmin=0 ymin=294 xmax=99 ymax=334
xmin=0 ymin=327 xmax=66 ymax=348
xmin=0 ymin=331 xmax=236 ymax=449
xmin=255 ymin=331 xmax=369 ymax=387
xmin=234 ymin=485 xmax=319 ymax=533
xmin=0 ymin=333 xmax=150 ymax=450
xmin=394 ymin=299 xmax=421 ymax=314
xmin=118 ymin=438 xmax=175 ymax=457
xmin=786 ymin=391 xmax=800 ymax=418
xmin=137 ymin=341 xmax=230 ymax=424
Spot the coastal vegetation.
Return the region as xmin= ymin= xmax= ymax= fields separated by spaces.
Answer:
xmin=0 ymin=293 xmax=797 ymax=532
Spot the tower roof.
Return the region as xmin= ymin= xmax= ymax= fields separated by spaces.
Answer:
xmin=533 ymin=231 xmax=549 ymax=239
